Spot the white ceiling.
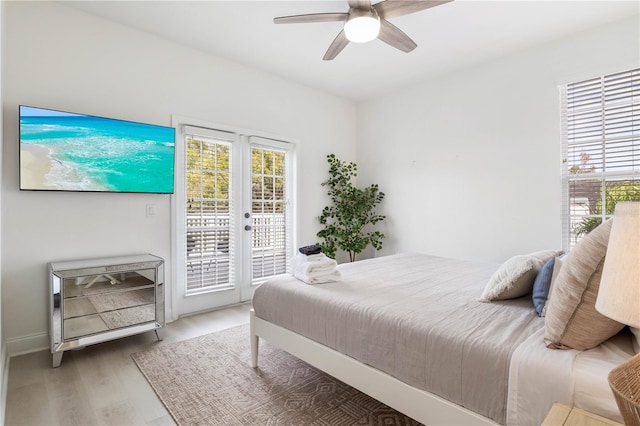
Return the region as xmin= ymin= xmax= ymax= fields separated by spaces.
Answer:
xmin=61 ymin=0 xmax=639 ymax=102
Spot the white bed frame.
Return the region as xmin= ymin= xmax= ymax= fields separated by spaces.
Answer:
xmin=249 ymin=309 xmax=498 ymax=426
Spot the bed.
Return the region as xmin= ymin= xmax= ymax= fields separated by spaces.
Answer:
xmin=250 ymin=252 xmax=633 ymax=425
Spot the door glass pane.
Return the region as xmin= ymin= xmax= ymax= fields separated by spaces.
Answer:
xmin=185 ymin=136 xmax=234 ymax=293
xmin=251 ymin=147 xmax=287 ymax=282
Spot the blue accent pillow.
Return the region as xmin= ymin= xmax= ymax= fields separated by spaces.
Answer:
xmin=532 ymin=257 xmax=555 ymax=316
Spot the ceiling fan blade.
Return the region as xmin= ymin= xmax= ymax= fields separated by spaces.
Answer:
xmin=348 ymin=0 xmax=372 ymax=9
xmin=323 ymin=30 xmax=350 ymax=61
xmin=378 ymin=19 xmax=417 ymax=52
xmin=374 ymin=0 xmax=453 ymax=20
xmin=274 ymin=13 xmax=349 ymax=24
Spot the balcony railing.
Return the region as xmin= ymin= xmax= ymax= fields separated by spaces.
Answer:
xmin=185 ymin=213 xmax=287 ymax=292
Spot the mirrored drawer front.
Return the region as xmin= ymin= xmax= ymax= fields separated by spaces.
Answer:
xmin=62 ymin=287 xmax=156 ymax=341
xmin=63 ymin=271 xmax=154 ymax=299
xmin=64 ymin=303 xmax=156 ymax=340
xmin=64 ymin=287 xmax=155 ymax=317
xmin=63 ymin=287 xmax=155 ymax=340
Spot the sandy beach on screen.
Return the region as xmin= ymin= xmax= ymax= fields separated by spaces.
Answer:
xmin=20 ymin=144 xmax=56 ymax=189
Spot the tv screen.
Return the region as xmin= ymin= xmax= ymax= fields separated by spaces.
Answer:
xmin=19 ymin=105 xmax=175 ymax=194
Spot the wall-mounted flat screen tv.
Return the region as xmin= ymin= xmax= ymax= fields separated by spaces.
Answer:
xmin=19 ymin=105 xmax=175 ymax=194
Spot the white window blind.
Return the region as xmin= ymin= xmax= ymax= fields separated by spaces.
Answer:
xmin=249 ymin=136 xmax=292 ymax=283
xmin=561 ymin=68 xmax=640 ymax=248
xmin=183 ymin=126 xmax=237 ymax=294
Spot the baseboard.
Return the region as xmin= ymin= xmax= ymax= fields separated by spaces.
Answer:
xmin=5 ymin=307 xmax=174 ymax=357
xmin=177 ymin=300 xmax=251 ymax=319
xmin=4 ymin=300 xmax=240 ymax=356
xmin=6 ymin=332 xmax=48 ymax=358
xmin=1 ymin=340 xmax=9 ymax=425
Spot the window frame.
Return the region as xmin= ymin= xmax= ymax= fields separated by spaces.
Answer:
xmin=560 ymin=68 xmax=640 ymax=250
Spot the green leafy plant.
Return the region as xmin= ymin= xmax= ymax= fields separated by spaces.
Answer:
xmin=574 ymin=182 xmax=640 ymax=237
xmin=317 ymin=154 xmax=386 ymax=262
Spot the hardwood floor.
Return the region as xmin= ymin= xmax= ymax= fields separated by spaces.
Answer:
xmin=5 ymin=303 xmax=252 ymax=426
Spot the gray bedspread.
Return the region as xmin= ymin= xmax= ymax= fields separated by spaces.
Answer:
xmin=252 ymin=253 xmax=544 ymax=424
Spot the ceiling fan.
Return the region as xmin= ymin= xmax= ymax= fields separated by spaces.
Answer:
xmin=274 ymin=0 xmax=453 ymax=60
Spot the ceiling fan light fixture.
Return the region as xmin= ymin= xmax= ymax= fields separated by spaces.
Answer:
xmin=344 ymin=9 xmax=380 ymax=43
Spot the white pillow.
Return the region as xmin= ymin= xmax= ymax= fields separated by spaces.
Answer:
xmin=479 ymin=255 xmax=537 ymax=302
xmin=479 ymin=250 xmax=563 ymax=302
xmin=528 ymin=249 xmax=564 ymax=269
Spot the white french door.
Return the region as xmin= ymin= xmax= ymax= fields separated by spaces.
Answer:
xmin=173 ymin=122 xmax=295 ymax=317
xmin=247 ymin=137 xmax=293 ymax=283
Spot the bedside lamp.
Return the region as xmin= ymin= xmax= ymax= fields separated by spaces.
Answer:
xmin=596 ymin=202 xmax=640 ymax=426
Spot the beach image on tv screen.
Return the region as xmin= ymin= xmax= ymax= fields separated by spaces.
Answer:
xmin=19 ymin=106 xmax=175 ymax=193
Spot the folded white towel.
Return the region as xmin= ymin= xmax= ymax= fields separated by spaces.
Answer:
xmin=297 ymin=253 xmax=326 ymax=262
xmin=292 ymin=253 xmax=337 ymax=276
xmin=293 ymin=269 xmax=341 ymax=284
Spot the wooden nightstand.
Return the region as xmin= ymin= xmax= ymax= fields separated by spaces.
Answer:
xmin=542 ymin=403 xmax=623 ymax=426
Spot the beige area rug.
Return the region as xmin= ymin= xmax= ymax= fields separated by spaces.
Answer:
xmin=132 ymin=325 xmax=422 ymax=426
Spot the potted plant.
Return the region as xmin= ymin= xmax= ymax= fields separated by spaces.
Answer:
xmin=317 ymin=154 xmax=386 ymax=262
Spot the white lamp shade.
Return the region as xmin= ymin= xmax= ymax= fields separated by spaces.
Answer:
xmin=344 ymin=10 xmax=380 ymax=43
xmin=596 ymin=202 xmax=640 ymax=328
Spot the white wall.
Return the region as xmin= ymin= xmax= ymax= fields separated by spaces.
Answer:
xmin=357 ymin=16 xmax=640 ymax=263
xmin=1 ymin=1 xmax=356 ymax=355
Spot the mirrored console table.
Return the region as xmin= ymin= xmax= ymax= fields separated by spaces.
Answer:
xmin=49 ymin=254 xmax=165 ymax=368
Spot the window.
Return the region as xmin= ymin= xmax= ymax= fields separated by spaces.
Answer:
xmin=184 ymin=130 xmax=235 ymax=294
xmin=561 ymin=68 xmax=640 ymax=249
xmin=249 ymin=138 xmax=291 ymax=282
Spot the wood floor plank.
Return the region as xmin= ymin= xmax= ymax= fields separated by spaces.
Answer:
xmin=6 ymin=350 xmax=48 ymax=391
xmin=5 ymin=303 xmax=251 ymax=425
xmin=5 ymin=382 xmax=54 ymax=426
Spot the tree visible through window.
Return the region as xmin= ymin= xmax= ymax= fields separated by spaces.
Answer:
xmin=250 ymin=145 xmax=288 ymax=281
xmin=185 ymin=135 xmax=233 ymax=293
xmin=561 ymin=68 xmax=640 ymax=248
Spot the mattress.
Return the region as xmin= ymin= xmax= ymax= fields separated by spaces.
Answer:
xmin=252 ymin=253 xmax=544 ymax=424
xmin=508 ymin=326 xmax=634 ymax=425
